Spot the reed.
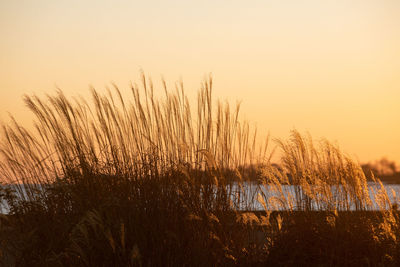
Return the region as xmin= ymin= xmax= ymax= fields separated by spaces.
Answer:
xmin=0 ymin=74 xmax=399 ymax=266
xmin=258 ymin=131 xmax=373 ymax=211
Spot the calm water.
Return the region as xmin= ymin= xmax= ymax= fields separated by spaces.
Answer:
xmin=2 ymin=182 xmax=400 ymax=213
xmin=231 ymin=182 xmax=400 ymax=211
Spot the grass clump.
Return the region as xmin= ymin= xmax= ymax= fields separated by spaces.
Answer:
xmin=0 ymin=75 xmax=266 ymax=266
xmin=0 ymin=74 xmax=399 ymax=266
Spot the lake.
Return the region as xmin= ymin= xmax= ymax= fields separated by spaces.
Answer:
xmin=230 ymin=181 xmax=400 ymax=211
xmin=1 ymin=182 xmax=400 ymax=213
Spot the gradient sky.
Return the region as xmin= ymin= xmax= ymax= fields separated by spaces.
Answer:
xmin=1 ymin=0 xmax=399 ymax=163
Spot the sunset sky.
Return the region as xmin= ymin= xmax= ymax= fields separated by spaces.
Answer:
xmin=0 ymin=0 xmax=399 ymax=163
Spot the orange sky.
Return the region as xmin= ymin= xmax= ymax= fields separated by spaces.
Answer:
xmin=0 ymin=0 xmax=399 ymax=163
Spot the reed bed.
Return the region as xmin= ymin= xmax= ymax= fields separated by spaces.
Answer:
xmin=0 ymin=75 xmax=399 ymax=266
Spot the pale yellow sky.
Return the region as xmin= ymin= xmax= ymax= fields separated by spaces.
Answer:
xmin=0 ymin=0 xmax=399 ymax=163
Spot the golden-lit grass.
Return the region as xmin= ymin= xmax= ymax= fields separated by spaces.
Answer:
xmin=259 ymin=132 xmax=373 ymax=211
xmin=0 ymin=75 xmax=399 ymax=266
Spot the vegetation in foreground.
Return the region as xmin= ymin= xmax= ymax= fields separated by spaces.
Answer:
xmin=0 ymin=75 xmax=399 ymax=266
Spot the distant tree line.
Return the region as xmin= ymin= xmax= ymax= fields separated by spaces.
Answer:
xmin=361 ymin=157 xmax=400 ymax=184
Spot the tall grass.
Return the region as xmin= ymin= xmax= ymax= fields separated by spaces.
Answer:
xmin=0 ymin=75 xmax=266 ymax=189
xmin=259 ymin=132 xmax=372 ymax=211
xmin=0 ymin=74 xmax=399 ymax=266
